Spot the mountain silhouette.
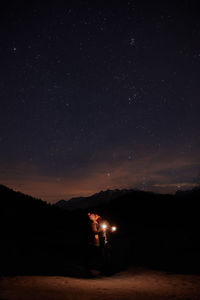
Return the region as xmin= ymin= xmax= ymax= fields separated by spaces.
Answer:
xmin=1 ymin=184 xmax=200 ymax=276
xmin=55 ymin=189 xmax=137 ymax=210
xmin=0 ymin=184 xmax=90 ymax=276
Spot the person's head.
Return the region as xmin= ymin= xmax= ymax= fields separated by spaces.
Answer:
xmin=88 ymin=212 xmax=101 ymax=223
xmin=88 ymin=213 xmax=96 ymax=221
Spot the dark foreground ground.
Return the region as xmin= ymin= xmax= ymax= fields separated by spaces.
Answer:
xmin=1 ymin=268 xmax=200 ymax=300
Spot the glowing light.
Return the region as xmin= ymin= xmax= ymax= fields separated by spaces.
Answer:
xmin=111 ymin=226 xmax=117 ymax=232
xmin=101 ymin=223 xmax=107 ymax=230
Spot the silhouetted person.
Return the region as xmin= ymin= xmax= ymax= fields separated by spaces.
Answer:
xmin=87 ymin=213 xmax=114 ymax=275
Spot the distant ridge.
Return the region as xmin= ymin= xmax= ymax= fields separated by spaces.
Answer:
xmin=55 ymin=188 xmax=153 ymax=210
xmin=55 ymin=186 xmax=200 ymax=212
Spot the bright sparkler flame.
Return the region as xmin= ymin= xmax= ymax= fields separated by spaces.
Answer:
xmin=101 ymin=223 xmax=107 ymax=230
xmin=111 ymin=226 xmax=117 ymax=232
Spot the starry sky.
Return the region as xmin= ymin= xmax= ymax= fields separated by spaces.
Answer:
xmin=0 ymin=0 xmax=200 ymax=202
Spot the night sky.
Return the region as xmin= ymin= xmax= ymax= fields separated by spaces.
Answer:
xmin=0 ymin=1 xmax=200 ymax=202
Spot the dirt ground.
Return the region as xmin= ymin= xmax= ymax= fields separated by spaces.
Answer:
xmin=1 ymin=268 xmax=200 ymax=300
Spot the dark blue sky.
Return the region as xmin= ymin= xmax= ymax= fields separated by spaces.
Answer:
xmin=0 ymin=1 xmax=200 ymax=202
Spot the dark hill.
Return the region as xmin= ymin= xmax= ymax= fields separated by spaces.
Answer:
xmin=0 ymin=185 xmax=90 ymax=276
xmin=55 ymin=187 xmax=200 ymax=273
xmin=1 ymin=184 xmax=200 ymax=276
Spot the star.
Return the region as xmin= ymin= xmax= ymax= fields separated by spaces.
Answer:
xmin=129 ymin=38 xmax=135 ymax=47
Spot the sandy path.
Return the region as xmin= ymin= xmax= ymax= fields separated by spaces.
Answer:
xmin=1 ymin=269 xmax=200 ymax=300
